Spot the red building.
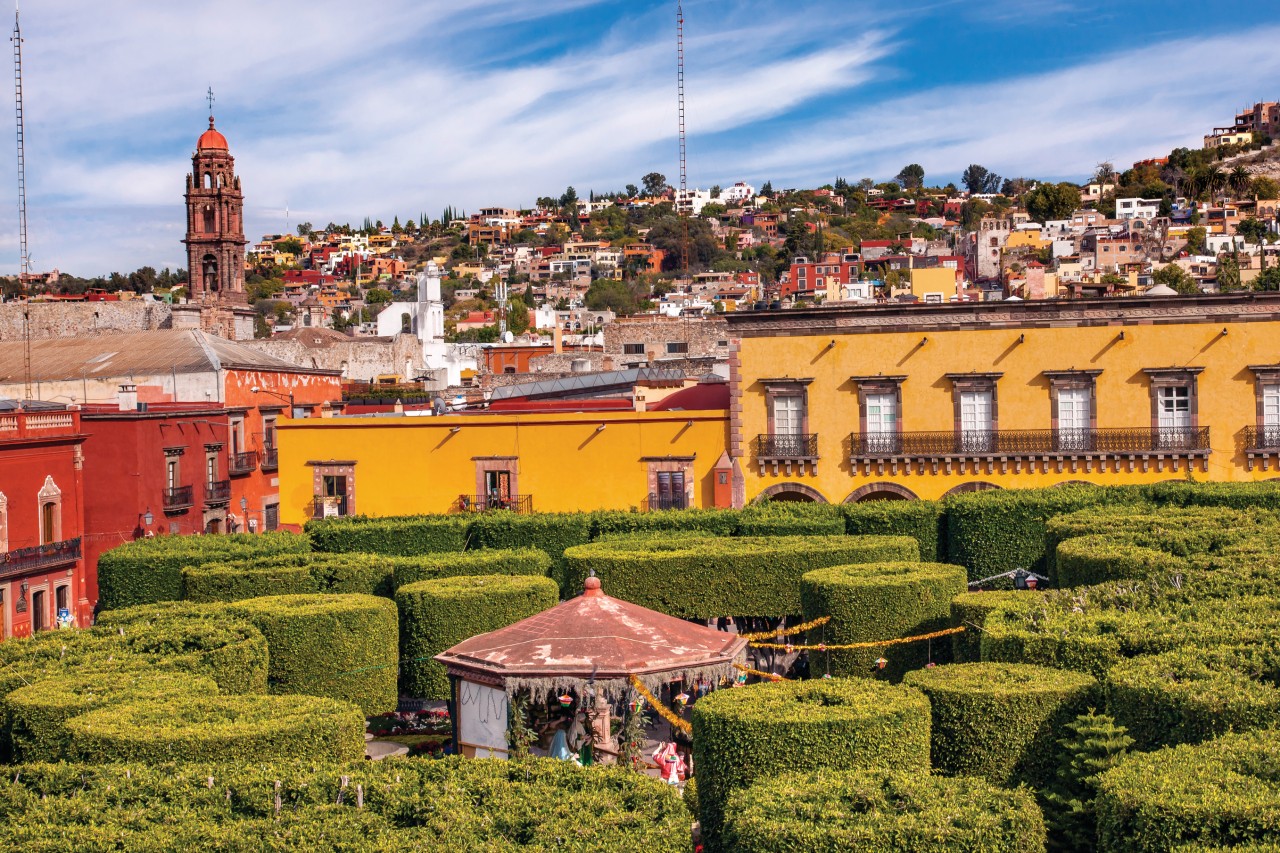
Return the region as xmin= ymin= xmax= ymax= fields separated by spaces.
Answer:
xmin=0 ymin=401 xmax=90 ymax=637
xmin=784 ymin=252 xmax=861 ymax=299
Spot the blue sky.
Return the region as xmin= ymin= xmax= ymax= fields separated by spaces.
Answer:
xmin=3 ymin=0 xmax=1280 ymax=276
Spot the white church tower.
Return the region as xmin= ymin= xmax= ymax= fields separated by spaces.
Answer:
xmin=377 ymin=262 xmax=475 ymax=388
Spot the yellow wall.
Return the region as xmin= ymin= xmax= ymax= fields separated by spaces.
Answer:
xmin=1005 ymin=231 xmax=1049 ymax=250
xmin=735 ymin=318 xmax=1280 ymax=503
xmin=278 ymin=409 xmax=729 ymax=525
xmin=909 ymin=267 xmax=957 ymax=300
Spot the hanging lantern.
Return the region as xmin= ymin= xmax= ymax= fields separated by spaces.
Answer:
xmin=675 ymin=692 xmax=690 ymax=707
xmin=817 ymin=643 xmax=826 ymax=652
xmin=785 ymin=644 xmax=794 ymax=654
xmin=558 ymin=693 xmax=574 ymax=708
xmin=874 ymin=657 xmax=888 ymax=670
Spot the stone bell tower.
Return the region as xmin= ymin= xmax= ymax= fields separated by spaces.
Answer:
xmin=182 ymin=108 xmax=247 ymax=303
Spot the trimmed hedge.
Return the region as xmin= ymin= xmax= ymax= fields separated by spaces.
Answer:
xmin=950 ymin=590 xmax=1045 ymax=662
xmin=1056 ymin=535 xmax=1187 ymax=588
xmin=590 ymin=507 xmax=742 ymax=538
xmin=724 ymin=769 xmax=1046 ymax=853
xmin=843 ymin=499 xmax=947 ymax=563
xmin=902 ymin=662 xmax=1097 ymax=787
xmin=305 ymin=513 xmax=472 ymax=555
xmin=692 ymin=678 xmax=931 ymax=853
xmin=1095 ymin=730 xmax=1280 ymax=852
xmin=390 ymin=547 xmax=552 ymax=590
xmin=183 ymin=556 xmax=318 ymax=602
xmin=64 ymin=694 xmax=365 ymax=764
xmin=4 ymin=671 xmax=219 ymax=763
xmin=97 ymin=532 xmax=309 ymax=609
xmin=565 ymin=535 xmax=919 ymax=619
xmin=735 ymin=503 xmax=846 ymax=536
xmin=225 ymin=594 xmax=399 ymax=715
xmin=469 ymin=512 xmax=593 ymax=594
xmin=1105 ymin=647 xmax=1280 ymax=751
xmin=0 ymin=758 xmax=691 ymax=851
xmin=801 ymin=561 xmax=968 ymax=680
xmin=396 ymin=574 xmax=560 ymax=699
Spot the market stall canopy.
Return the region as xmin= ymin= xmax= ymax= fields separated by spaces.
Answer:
xmin=436 ymin=576 xmax=747 ymax=701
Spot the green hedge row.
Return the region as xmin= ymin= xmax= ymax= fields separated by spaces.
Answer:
xmin=1095 ymin=730 xmax=1280 ymax=852
xmin=396 ymin=575 xmax=560 ymax=700
xmin=225 ymin=594 xmax=399 ymax=715
xmin=565 ymin=535 xmax=919 ymax=618
xmin=692 ymin=678 xmax=931 ymax=853
xmin=64 ymin=694 xmax=366 ymax=764
xmin=306 ymin=513 xmax=473 ymax=554
xmin=1055 ymin=535 xmax=1187 ymax=588
xmin=724 ymin=769 xmax=1046 ymax=853
xmin=801 ymin=561 xmax=968 ymax=680
xmin=97 ymin=532 xmax=309 ymax=609
xmin=950 ymin=590 xmax=1045 ymax=662
xmin=389 ymin=547 xmax=552 ymax=590
xmin=903 ymin=662 xmax=1097 ymax=787
xmin=0 ymin=758 xmax=690 ymax=851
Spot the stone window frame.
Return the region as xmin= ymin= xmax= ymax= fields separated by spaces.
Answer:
xmin=307 ymin=460 xmax=357 ymax=516
xmin=946 ymin=373 xmax=1002 ymax=434
xmin=0 ymin=491 xmax=7 ymax=553
xmin=1042 ymin=370 xmax=1103 ymax=431
xmin=36 ymin=476 xmax=62 ymax=545
xmin=1248 ymin=365 xmax=1280 ymax=431
xmin=473 ymin=456 xmax=519 ymax=501
xmin=849 ymin=375 xmax=907 ymax=437
xmin=1143 ymin=367 xmax=1204 ymax=431
xmin=761 ymin=378 xmax=814 ymax=437
xmin=642 ymin=456 xmax=695 ymax=507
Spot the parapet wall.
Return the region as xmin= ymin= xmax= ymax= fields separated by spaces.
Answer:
xmin=0 ymin=302 xmax=173 ymax=340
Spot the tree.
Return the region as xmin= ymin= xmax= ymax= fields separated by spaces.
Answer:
xmin=761 ymin=180 xmax=773 ymax=196
xmin=277 ymin=237 xmax=305 ymax=256
xmin=1094 ymin=162 xmax=1117 ymax=185
xmin=641 ymin=172 xmax=668 ymax=197
xmin=1218 ymin=254 xmax=1242 ymax=291
xmin=1237 ymin=217 xmax=1272 ymax=270
xmin=962 ymin=164 xmax=1002 ymax=194
xmin=710 ymin=184 xmax=721 ymax=198
xmin=296 ymin=222 xmax=313 ymax=237
xmin=1040 ymin=711 xmax=1133 ymax=853
xmin=1251 ymin=176 xmax=1280 ymax=200
xmin=584 ymin=279 xmax=651 ymax=315
xmin=560 ymin=186 xmax=579 ymax=208
xmin=1024 ymin=182 xmax=1080 ymax=223
xmin=1255 ymin=266 xmax=1280 ymax=291
xmin=625 ymin=183 xmax=639 ymax=198
xmin=1153 ymin=263 xmax=1198 ymax=295
xmin=506 ymin=299 xmax=530 ymax=335
xmin=895 ymin=164 xmax=925 ymax=190
xmin=1185 ymin=226 xmax=1207 ymax=256
xmin=364 ymin=287 xmax=393 ymax=306
xmin=1229 ymin=166 xmax=1252 ymax=197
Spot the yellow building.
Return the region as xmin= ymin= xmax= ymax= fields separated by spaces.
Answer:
xmin=725 ymin=292 xmax=1280 ymax=504
xmin=278 ymin=408 xmax=730 ymax=525
xmin=1004 ymin=230 xmax=1049 ymax=250
xmin=908 ymin=267 xmax=958 ymax=302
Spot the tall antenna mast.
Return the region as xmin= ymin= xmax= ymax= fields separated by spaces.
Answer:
xmin=676 ymin=2 xmax=689 ymax=277
xmin=12 ymin=0 xmax=30 ymax=277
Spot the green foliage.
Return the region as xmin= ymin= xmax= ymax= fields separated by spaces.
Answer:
xmin=802 ymin=561 xmax=968 ymax=679
xmin=1095 ymin=731 xmax=1280 ymax=852
xmin=1055 ymin=536 xmax=1187 ymax=588
xmin=395 ymin=575 xmax=560 ymax=699
xmin=390 ymin=547 xmax=552 ymax=590
xmin=469 ymin=512 xmax=592 ymax=594
xmin=589 ymin=507 xmax=742 ymax=539
xmin=950 ymin=591 xmax=1045 ymax=662
xmin=903 ymin=662 xmax=1098 ymax=787
xmin=1026 ymin=181 xmax=1083 ymax=223
xmin=97 ymin=532 xmax=309 ymax=609
xmin=305 ymin=514 xmax=472 ymax=555
xmin=735 ymin=502 xmax=846 ymax=536
xmin=1041 ymin=711 xmax=1134 ymax=853
xmin=692 ymin=678 xmax=931 ymax=852
xmin=565 ymin=535 xmax=919 ymax=619
xmin=724 ymin=769 xmax=1046 ymax=853
xmin=0 ymin=758 xmax=690 ymax=851
xmin=842 ymin=499 xmax=947 ymax=562
xmin=225 ymin=594 xmax=400 ymax=714
xmin=64 ymin=694 xmax=366 ymax=764
xmin=1104 ymin=647 xmax=1280 ymax=750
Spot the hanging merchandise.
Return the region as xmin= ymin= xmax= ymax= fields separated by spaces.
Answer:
xmin=873 ymin=657 xmax=888 ymax=670
xmin=627 ymin=675 xmax=692 ymax=735
xmin=558 ymin=693 xmax=574 ymax=708
xmin=674 ymin=692 xmax=690 ymax=707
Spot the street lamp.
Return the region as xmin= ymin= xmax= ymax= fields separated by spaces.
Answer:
xmin=251 ymin=385 xmax=296 ymax=414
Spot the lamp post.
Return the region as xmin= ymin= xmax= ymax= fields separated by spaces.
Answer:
xmin=250 ymin=385 xmax=295 ymax=415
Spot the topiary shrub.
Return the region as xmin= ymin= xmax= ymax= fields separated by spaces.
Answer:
xmin=723 ymin=769 xmax=1046 ymax=853
xmin=1104 ymin=647 xmax=1280 ymax=751
xmin=97 ymin=532 xmax=309 ymax=609
xmin=692 ymin=678 xmax=931 ymax=853
xmin=469 ymin=513 xmax=593 ymax=595
xmin=224 ymin=594 xmax=399 ymax=715
xmin=390 ymin=547 xmax=552 ymax=590
xmin=1095 ymin=731 xmax=1280 ymax=852
xmin=182 ymin=557 xmax=318 ymax=602
xmin=64 ymin=694 xmax=365 ymax=764
xmin=801 ymin=561 xmax=968 ymax=680
xmin=842 ymin=499 xmax=947 ymax=562
xmin=565 ymin=535 xmax=919 ymax=619
xmin=591 ymin=507 xmax=742 ymax=539
xmin=4 ymin=671 xmax=219 ymax=763
xmin=950 ymin=590 xmax=1045 ymax=662
xmin=735 ymin=503 xmax=846 ymax=536
xmin=1055 ymin=535 xmax=1187 ymax=588
xmin=305 ymin=513 xmax=473 ymax=555
xmin=396 ymin=574 xmax=560 ymax=699
xmin=902 ymin=662 xmax=1098 ymax=787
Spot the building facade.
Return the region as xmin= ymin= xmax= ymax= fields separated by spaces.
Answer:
xmin=184 ymin=115 xmax=247 ymax=301
xmin=723 ymin=293 xmax=1280 ymax=505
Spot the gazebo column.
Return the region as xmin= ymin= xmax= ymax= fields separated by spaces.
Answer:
xmin=591 ymin=694 xmax=615 ymax=762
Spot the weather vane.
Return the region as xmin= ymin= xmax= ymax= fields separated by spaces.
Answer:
xmin=206 ymin=86 xmax=215 ymax=116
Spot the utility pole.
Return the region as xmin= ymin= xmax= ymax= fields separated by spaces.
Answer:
xmin=12 ymin=0 xmax=30 ymax=278
xmin=676 ymin=2 xmax=690 ymax=279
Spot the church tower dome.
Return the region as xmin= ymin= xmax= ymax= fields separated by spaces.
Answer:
xmin=183 ymin=107 xmax=247 ymax=303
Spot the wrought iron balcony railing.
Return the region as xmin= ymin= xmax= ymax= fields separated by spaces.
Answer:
xmin=456 ymin=494 xmax=533 ymax=514
xmin=313 ymin=495 xmax=350 ymax=519
xmin=229 ymin=451 xmax=258 ymax=476
xmin=754 ymin=433 xmax=819 ymax=459
xmin=1245 ymin=425 xmax=1280 ymax=451
xmin=848 ymin=427 xmax=1211 ymax=457
xmin=260 ymin=447 xmax=279 ymax=470
xmin=205 ymin=480 xmax=232 ymax=504
xmin=646 ymin=491 xmax=689 ymax=511
xmin=0 ymin=537 xmax=81 ymax=579
xmin=163 ymin=485 xmax=193 ymax=510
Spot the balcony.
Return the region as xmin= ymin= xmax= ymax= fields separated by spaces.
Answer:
xmin=847 ymin=427 xmax=1211 ymax=476
xmin=753 ymin=433 xmax=820 ymax=476
xmin=456 ymin=494 xmax=533 ymax=514
xmin=1244 ymin=425 xmax=1280 ymax=471
xmin=261 ymin=448 xmax=279 ymax=471
xmin=646 ymin=492 xmax=689 ymax=511
xmin=205 ymin=480 xmax=232 ymax=505
xmin=229 ymin=451 xmax=258 ymax=476
xmin=313 ymin=495 xmax=350 ymax=519
xmin=163 ymin=485 xmax=194 ymax=511
xmin=0 ymin=537 xmax=81 ymax=580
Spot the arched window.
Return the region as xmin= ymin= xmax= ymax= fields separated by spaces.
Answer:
xmin=203 ymin=173 xmax=213 ymax=189
xmin=37 ymin=476 xmax=61 ymax=544
xmin=203 ymin=205 xmax=215 ymax=232
xmin=202 ymin=255 xmax=219 ymax=293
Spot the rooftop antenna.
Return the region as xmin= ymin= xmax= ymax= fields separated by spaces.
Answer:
xmin=676 ymin=1 xmax=690 ymax=278
xmin=12 ymin=0 xmax=29 ymax=278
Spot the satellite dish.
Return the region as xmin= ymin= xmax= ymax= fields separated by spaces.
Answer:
xmin=502 ymin=331 xmax=515 ymax=343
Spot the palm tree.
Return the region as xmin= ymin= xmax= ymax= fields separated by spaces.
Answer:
xmin=1206 ymin=167 xmax=1226 ymax=201
xmin=1230 ymin=166 xmax=1251 ymax=198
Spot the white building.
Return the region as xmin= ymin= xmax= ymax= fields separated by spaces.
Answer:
xmin=675 ymin=189 xmax=713 ymax=216
xmin=1116 ymin=198 xmax=1162 ymax=221
xmin=376 ymin=262 xmax=477 ymax=386
xmin=720 ymin=182 xmax=756 ymax=204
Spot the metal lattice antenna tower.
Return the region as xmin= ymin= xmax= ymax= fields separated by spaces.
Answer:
xmin=676 ymin=2 xmax=689 ymax=276
xmin=12 ymin=1 xmax=29 ymax=277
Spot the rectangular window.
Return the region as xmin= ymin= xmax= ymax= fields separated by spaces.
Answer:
xmin=960 ymin=390 xmax=993 ymax=451
xmin=206 ymin=454 xmax=218 ymax=486
xmin=264 ymin=504 xmax=280 ymax=531
xmin=622 ymin=343 xmax=645 ymax=355
xmin=40 ymin=502 xmax=56 ymax=545
xmin=230 ymin=418 xmax=244 ymax=455
xmin=263 ymin=418 xmax=277 ymax=450
xmin=655 ymin=471 xmax=686 ymax=510
xmin=1057 ymin=387 xmax=1090 ymax=450
xmin=865 ymin=392 xmax=898 ymax=453
xmin=772 ymin=395 xmax=802 ymax=436
xmin=167 ymin=459 xmax=179 ymax=490
xmin=1263 ymin=385 xmax=1280 ymax=428
xmin=55 ymin=585 xmax=67 ymax=614
xmin=1158 ymin=386 xmax=1191 ymax=429
xmin=666 ymin=342 xmax=689 ymax=355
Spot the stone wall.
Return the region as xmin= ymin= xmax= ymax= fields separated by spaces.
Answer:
xmin=240 ymin=330 xmax=426 ymax=385
xmin=0 ymin=302 xmax=172 ymax=340
xmin=602 ymin=315 xmax=730 ymax=361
